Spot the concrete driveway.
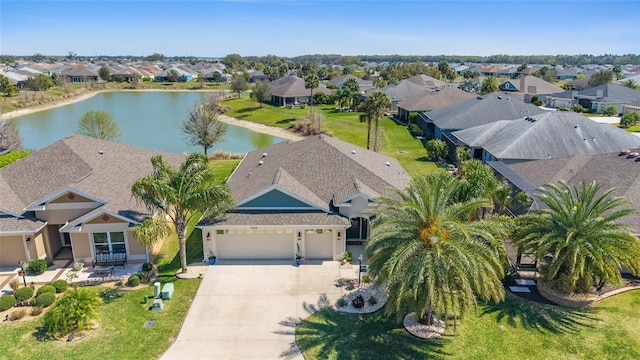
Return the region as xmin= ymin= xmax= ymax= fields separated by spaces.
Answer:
xmin=161 ymin=260 xmax=353 ymax=360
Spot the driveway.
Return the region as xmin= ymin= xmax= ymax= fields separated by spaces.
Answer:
xmin=161 ymin=260 xmax=353 ymax=360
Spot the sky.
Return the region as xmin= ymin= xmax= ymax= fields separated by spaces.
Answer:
xmin=1 ymin=0 xmax=639 ymax=57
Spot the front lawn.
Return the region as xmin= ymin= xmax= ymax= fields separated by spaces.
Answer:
xmin=223 ymin=97 xmax=438 ymax=177
xmin=297 ymin=290 xmax=640 ymax=360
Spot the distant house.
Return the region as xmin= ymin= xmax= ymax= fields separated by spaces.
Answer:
xmin=488 ymin=149 xmax=640 ymax=235
xmin=197 ymin=135 xmax=409 ymax=260
xmin=269 ymin=75 xmax=331 ymax=107
xmin=395 ymin=86 xmax=476 ymax=123
xmin=450 ymin=112 xmax=640 ymax=163
xmin=155 ymin=66 xmax=194 ymax=82
xmin=362 ymin=75 xmax=446 ymax=111
xmin=248 ymin=70 xmax=268 ymax=83
xmin=416 ymin=92 xmax=546 ymax=140
xmin=59 ymin=65 xmax=99 ymax=83
xmin=0 ymin=70 xmax=28 ymax=88
xmin=546 ymin=83 xmax=640 ymax=113
xmin=622 ymin=100 xmax=640 ymax=115
xmin=0 ymin=135 xmax=184 ymax=268
xmin=327 ymin=74 xmax=373 ymax=91
xmin=498 ymin=76 xmax=565 ymax=102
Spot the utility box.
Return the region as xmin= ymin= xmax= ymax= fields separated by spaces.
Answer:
xmin=151 ymin=298 xmax=164 ymax=311
xmin=154 ymin=282 xmax=161 ymax=298
xmin=161 ymin=283 xmax=174 ymax=300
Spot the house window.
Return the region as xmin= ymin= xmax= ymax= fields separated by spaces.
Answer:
xmin=93 ymin=232 xmax=126 ymax=254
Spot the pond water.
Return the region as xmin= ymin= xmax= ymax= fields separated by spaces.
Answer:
xmin=13 ymin=91 xmax=284 ymax=154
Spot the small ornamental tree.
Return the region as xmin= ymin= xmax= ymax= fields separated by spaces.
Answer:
xmin=44 ymin=287 xmax=103 ymax=338
xmin=620 ymin=111 xmax=640 ymax=128
xmin=602 ymin=106 xmax=617 ymax=116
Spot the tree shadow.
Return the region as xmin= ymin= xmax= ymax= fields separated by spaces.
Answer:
xmin=32 ymin=324 xmax=53 ymax=342
xmin=276 ymin=294 xmax=449 ymax=359
xmin=481 ymin=293 xmax=597 ymax=334
xmin=156 ymin=227 xmax=204 ymax=274
xmin=276 ymin=118 xmax=296 ymax=124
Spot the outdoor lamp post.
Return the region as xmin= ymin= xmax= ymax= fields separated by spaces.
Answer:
xmin=358 ymin=253 xmax=363 ymax=287
xmin=17 ymin=269 xmax=26 ymax=287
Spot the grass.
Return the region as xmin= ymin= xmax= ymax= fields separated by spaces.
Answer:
xmin=622 ymin=124 xmax=640 ymax=132
xmin=0 ymin=159 xmax=239 ymax=360
xmin=223 ymin=97 xmax=439 ymax=177
xmin=297 ymin=290 xmax=640 ymax=360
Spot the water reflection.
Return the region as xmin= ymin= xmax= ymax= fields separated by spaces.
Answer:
xmin=13 ymin=91 xmax=284 ymax=154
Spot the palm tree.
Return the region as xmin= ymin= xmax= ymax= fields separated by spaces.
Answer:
xmin=44 ymin=287 xmax=103 ymax=338
xmin=480 ymin=76 xmax=499 ymax=94
xmin=343 ymin=78 xmax=360 ymax=111
xmin=366 ymin=173 xmax=507 ymax=329
xmin=513 ymin=181 xmax=640 ymax=294
xmin=363 ymin=91 xmax=390 ymax=152
xmin=359 ymin=112 xmax=373 ymax=150
xmin=335 ymin=87 xmax=351 ymax=110
xmin=622 ymin=79 xmax=639 ymax=90
xmin=304 ymin=74 xmax=320 ymax=121
xmin=425 ymin=139 xmax=448 ymax=162
xmin=131 ymin=152 xmax=234 ymax=273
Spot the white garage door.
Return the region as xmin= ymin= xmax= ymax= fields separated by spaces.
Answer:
xmin=305 ymin=230 xmax=333 ymax=259
xmin=216 ymin=231 xmax=292 ymax=260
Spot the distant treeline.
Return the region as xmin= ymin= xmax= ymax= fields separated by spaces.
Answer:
xmin=288 ymin=54 xmax=640 ymax=66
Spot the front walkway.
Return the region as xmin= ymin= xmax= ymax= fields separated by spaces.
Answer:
xmin=161 ymin=260 xmax=362 ymax=360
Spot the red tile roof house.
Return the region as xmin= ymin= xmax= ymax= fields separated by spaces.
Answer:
xmin=197 ymin=135 xmax=409 ymax=261
xmin=0 ymin=135 xmax=183 ymax=268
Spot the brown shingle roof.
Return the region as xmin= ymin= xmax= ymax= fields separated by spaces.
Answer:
xmin=397 ymin=86 xmax=476 ymax=112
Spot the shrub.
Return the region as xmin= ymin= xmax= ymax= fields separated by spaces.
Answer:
xmin=99 ymin=288 xmax=123 ymax=304
xmin=620 ymin=111 xmax=640 ymax=128
xmin=0 ymin=295 xmax=16 ymax=311
xmin=27 ymin=259 xmax=49 ymax=275
xmin=362 ymin=275 xmax=371 ymax=284
xmin=9 ymin=309 xmax=27 ymax=321
xmin=31 ymin=306 xmax=44 ymax=316
xmin=14 ymin=287 xmax=34 ymax=302
xmin=142 ymin=262 xmax=154 ymax=272
xmin=44 ymin=287 xmax=103 ymax=338
xmin=0 ymin=150 xmax=31 ymax=168
xmin=343 ymin=250 xmax=353 ymax=263
xmin=571 ymin=104 xmax=586 ymax=113
xmin=9 ymin=278 xmax=20 ymax=292
xmin=367 ymin=296 xmax=378 ymax=306
xmin=114 ymin=280 xmax=124 ymax=287
xmin=52 ymin=280 xmax=68 ymax=293
xmin=408 ymin=123 xmax=423 ymax=137
xmin=35 ymin=292 xmax=56 ymax=307
xmin=336 ymin=298 xmax=348 ymax=308
xmin=127 ymin=275 xmax=140 ymax=287
xmin=602 ymin=106 xmax=617 ymax=116
xmin=36 ymin=285 xmax=56 ymax=297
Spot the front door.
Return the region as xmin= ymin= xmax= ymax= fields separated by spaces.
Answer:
xmin=62 ymin=232 xmax=71 ymax=247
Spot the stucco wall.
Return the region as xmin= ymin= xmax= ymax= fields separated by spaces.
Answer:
xmin=0 ymin=235 xmax=26 ymax=266
xmin=127 ymin=231 xmax=146 ymax=257
xmin=71 ymin=233 xmax=92 ymax=263
xmin=49 ymin=193 xmax=94 ymax=204
xmin=37 ymin=208 xmax=94 ymax=224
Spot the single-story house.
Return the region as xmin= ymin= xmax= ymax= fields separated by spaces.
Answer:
xmin=546 ymin=84 xmax=640 ymax=113
xmin=197 ymin=135 xmax=409 ymax=261
xmin=327 ymin=74 xmax=373 ymax=92
xmin=0 ymin=135 xmax=184 ymax=267
xmin=269 ymin=75 xmax=332 ymax=107
xmin=416 ymin=92 xmax=547 ymax=140
xmin=450 ymin=111 xmax=640 ymax=164
xmin=488 ymin=149 xmax=640 ymax=235
xmin=395 ymin=86 xmax=476 ymax=124
xmin=59 ymin=65 xmax=99 ymax=83
xmin=498 ymin=76 xmax=564 ymax=102
xmin=155 ymin=66 xmax=194 ymax=82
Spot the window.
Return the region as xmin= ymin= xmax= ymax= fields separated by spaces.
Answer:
xmin=93 ymin=232 xmax=126 ymax=254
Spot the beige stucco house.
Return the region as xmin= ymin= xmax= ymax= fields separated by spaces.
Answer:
xmin=0 ymin=135 xmax=183 ymax=267
xmin=198 ymin=135 xmax=409 ymax=261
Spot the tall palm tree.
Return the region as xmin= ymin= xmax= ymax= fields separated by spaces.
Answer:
xmin=359 ymin=112 xmax=373 ymax=150
xmin=513 ymin=181 xmax=640 ymax=294
xmin=480 ymin=76 xmax=499 ymax=94
xmin=363 ymin=91 xmax=390 ymax=152
xmin=366 ymin=173 xmax=507 ymax=329
xmin=132 ymin=152 xmax=234 ymax=273
xmin=343 ymin=78 xmax=360 ymax=111
xmin=622 ymin=79 xmax=639 ymax=90
xmin=335 ymin=87 xmax=350 ymax=110
xmin=304 ymin=74 xmax=320 ymax=121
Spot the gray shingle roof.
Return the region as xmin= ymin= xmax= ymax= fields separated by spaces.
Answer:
xmin=201 ymin=210 xmax=350 ymax=226
xmin=506 ymin=150 xmax=640 ymax=233
xmin=0 ymin=135 xmax=184 ymax=231
xmin=451 ymin=112 xmax=640 ymax=160
xmin=499 ymin=76 xmax=564 ymax=95
xmin=269 ymin=75 xmax=331 ymax=98
xmin=327 ymin=74 xmax=373 ymax=90
xmin=397 ymin=86 xmax=476 ymax=112
xmin=425 ymin=92 xmax=547 ymax=131
xmin=404 ymin=74 xmax=447 ymax=88
xmin=228 ymin=135 xmax=409 ymax=207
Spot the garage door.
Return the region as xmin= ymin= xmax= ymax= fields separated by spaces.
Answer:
xmin=305 ymin=230 xmax=333 ymax=259
xmin=216 ymin=231 xmax=292 ymax=260
xmin=0 ymin=236 xmax=26 ymax=267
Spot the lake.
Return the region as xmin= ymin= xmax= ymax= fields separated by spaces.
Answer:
xmin=13 ymin=91 xmax=285 ymax=154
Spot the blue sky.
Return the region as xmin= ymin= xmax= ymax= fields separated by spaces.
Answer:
xmin=1 ymin=0 xmax=638 ymax=57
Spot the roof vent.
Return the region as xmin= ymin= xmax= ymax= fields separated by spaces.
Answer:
xmin=247 ymin=172 xmax=252 ymax=177
xmin=627 ymin=152 xmax=639 ymax=159
xmin=98 ymin=150 xmax=104 ymax=154
xmin=384 ymin=161 xmax=391 ymax=166
xmin=351 ymin=150 xmax=356 ymax=154
xmin=258 ymin=160 xmax=264 ymax=165
xmin=619 ymin=149 xmax=631 ymax=156
xmin=262 ymin=152 xmax=268 ymax=157
xmin=574 ymin=125 xmax=580 ymax=128
xmin=497 ymin=96 xmax=502 ymax=99
xmin=477 ymin=96 xmax=483 ymax=100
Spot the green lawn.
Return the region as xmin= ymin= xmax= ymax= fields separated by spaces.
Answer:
xmin=223 ymin=97 xmax=439 ymax=177
xmin=297 ymin=290 xmax=640 ymax=360
xmin=623 ymin=124 xmax=640 ymax=132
